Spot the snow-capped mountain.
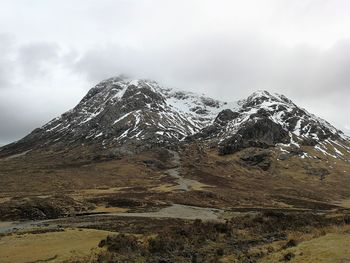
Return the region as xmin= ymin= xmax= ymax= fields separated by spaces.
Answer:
xmin=0 ymin=77 xmax=229 ymax=155
xmin=191 ymin=90 xmax=349 ymax=159
xmin=0 ymin=77 xmax=349 ymax=159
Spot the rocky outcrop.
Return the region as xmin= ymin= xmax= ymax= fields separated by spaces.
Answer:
xmin=239 ymin=149 xmax=272 ymax=170
xmin=0 ymin=195 xmax=92 ymax=221
xmin=218 ymin=118 xmax=290 ymax=155
xmin=214 ymin=109 xmax=239 ymax=125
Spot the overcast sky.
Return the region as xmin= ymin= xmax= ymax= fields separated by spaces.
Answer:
xmin=0 ymin=0 xmax=350 ymax=145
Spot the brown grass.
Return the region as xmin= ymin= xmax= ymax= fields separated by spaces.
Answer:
xmin=0 ymin=228 xmax=112 ymax=263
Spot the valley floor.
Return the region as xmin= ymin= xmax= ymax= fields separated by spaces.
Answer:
xmin=0 ymin=145 xmax=350 ymax=262
xmin=0 ymin=209 xmax=350 ymax=262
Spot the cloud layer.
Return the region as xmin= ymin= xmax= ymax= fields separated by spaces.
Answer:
xmin=0 ymin=0 xmax=349 ymax=145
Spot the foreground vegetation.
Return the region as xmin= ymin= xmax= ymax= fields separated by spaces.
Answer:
xmin=61 ymin=210 xmax=350 ymax=263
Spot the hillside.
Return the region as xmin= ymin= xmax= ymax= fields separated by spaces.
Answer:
xmin=0 ymin=76 xmax=349 ymax=209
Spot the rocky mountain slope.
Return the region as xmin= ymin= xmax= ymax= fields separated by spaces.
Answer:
xmin=191 ymin=90 xmax=350 ymax=159
xmin=0 ymin=76 xmax=349 ymax=161
xmin=0 ymin=75 xmax=350 ymax=223
xmin=0 ymin=77 xmax=228 ymax=156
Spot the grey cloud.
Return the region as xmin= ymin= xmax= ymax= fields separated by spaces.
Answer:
xmin=17 ymin=42 xmax=60 ymax=78
xmin=0 ymin=103 xmax=40 ymax=145
xmin=73 ymin=33 xmax=350 ymax=97
xmin=0 ymin=38 xmax=87 ymax=145
xmin=0 ymin=0 xmax=350 ymax=145
xmin=72 ymin=33 xmax=350 ymax=133
xmin=0 ymin=34 xmax=15 ymax=89
xmin=74 ymin=46 xmax=132 ymax=82
xmin=0 ymin=63 xmax=12 ymax=89
xmin=0 ymin=39 xmax=62 ymax=90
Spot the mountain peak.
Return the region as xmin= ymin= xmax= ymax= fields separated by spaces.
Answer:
xmin=0 ymin=77 xmax=349 ymax=162
xmin=243 ymin=90 xmax=293 ymax=108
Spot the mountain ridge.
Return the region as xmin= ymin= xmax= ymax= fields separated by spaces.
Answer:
xmin=0 ymin=76 xmax=349 ymax=161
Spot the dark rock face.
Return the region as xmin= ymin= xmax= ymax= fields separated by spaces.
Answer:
xmin=278 ymin=147 xmax=305 ymax=160
xmin=250 ymin=108 xmax=271 ymax=119
xmin=239 ymin=118 xmax=290 ymax=145
xmin=214 ymin=109 xmax=239 ymax=125
xmin=240 ymin=149 xmax=272 ymax=170
xmin=185 ymin=125 xmax=220 ymax=142
xmin=188 ymin=109 xmax=239 ymax=141
xmin=122 ymin=85 xmax=165 ymax=111
xmin=218 ymin=134 xmax=268 ymax=155
xmin=218 ymin=118 xmax=290 ymax=155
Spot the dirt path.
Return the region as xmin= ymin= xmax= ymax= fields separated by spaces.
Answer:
xmin=166 ymin=150 xmax=208 ymax=191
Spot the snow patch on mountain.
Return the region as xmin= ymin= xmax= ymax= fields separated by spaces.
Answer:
xmin=0 ymin=77 xmax=349 ymax=160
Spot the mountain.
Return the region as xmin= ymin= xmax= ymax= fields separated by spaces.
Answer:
xmin=1 ymin=75 xmax=350 ymax=221
xmin=0 ymin=76 xmax=349 ymax=161
xmin=191 ymin=90 xmax=350 ymax=159
xmin=0 ymin=77 xmax=229 ymax=157
xmin=1 ymin=77 xmax=350 ymax=263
